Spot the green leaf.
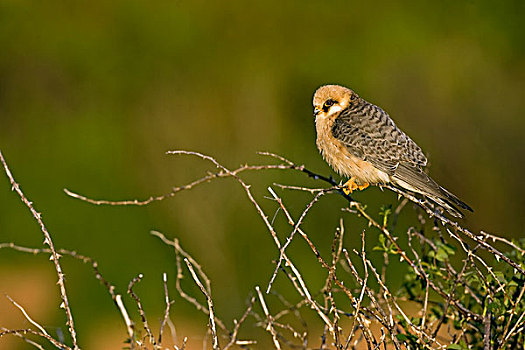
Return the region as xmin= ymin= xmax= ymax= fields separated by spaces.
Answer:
xmin=493 ymin=271 xmax=506 ymax=283
xmin=396 ymin=333 xmax=408 ymax=341
xmin=378 ymin=233 xmax=386 ymax=246
xmin=441 ymin=243 xmax=456 ymax=255
xmin=435 ymin=247 xmax=449 ymax=262
xmin=448 ymin=345 xmax=466 ymax=350
xmin=374 ymin=233 xmax=388 ymax=252
xmin=379 ymin=204 xmax=392 ymax=227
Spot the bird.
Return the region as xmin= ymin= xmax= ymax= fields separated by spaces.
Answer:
xmin=312 ymin=84 xmax=472 ymax=217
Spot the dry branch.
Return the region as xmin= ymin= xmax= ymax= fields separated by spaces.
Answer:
xmin=0 ymin=150 xmax=78 ymax=349
xmin=2 ymin=149 xmax=524 ymax=349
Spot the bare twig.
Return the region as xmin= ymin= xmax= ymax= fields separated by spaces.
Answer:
xmin=480 ymin=231 xmax=525 ymax=255
xmin=500 ymin=284 xmax=525 ymax=348
xmin=0 ymin=243 xmax=117 ymax=299
xmin=255 ymin=286 xmax=281 ymax=350
xmin=0 ymin=329 xmax=71 ymax=350
xmin=5 ymin=295 xmax=50 ymax=337
xmin=267 ymin=189 xmax=326 ymax=294
xmin=115 ymin=294 xmax=135 ymax=346
xmin=5 ymin=148 xmax=522 ymax=349
xmin=383 ymin=183 xmax=525 ymax=276
xmin=483 ymin=296 xmax=492 ymax=350
xmin=343 ymin=232 xmax=371 ymax=350
xmin=150 ymin=231 xmax=228 ymax=333
xmin=64 ymin=163 xmax=292 ymax=206
xmin=0 ymin=150 xmax=78 ymax=349
xmin=127 ymin=274 xmax=156 ymax=347
xmin=223 ymin=296 xmax=257 ymax=350
xmin=0 ymin=327 xmax=45 ymax=350
xmin=158 ymin=272 xmax=174 ymax=347
xmin=184 ymin=258 xmax=220 ymax=350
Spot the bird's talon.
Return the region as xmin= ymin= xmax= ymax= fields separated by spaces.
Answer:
xmin=358 ymin=182 xmax=369 ymax=191
xmin=342 ymin=177 xmax=359 ymax=195
xmin=342 ymin=178 xmax=369 ymax=195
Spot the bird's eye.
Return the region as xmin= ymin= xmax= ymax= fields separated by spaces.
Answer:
xmin=322 ymin=99 xmax=336 ymax=112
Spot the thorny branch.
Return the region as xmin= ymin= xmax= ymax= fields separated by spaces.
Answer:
xmin=0 ymin=150 xmax=79 ymax=349
xmin=128 ymin=274 xmax=156 ymax=347
xmin=184 ymin=258 xmax=220 ymax=350
xmin=0 ymin=329 xmax=72 ymax=350
xmin=2 ymin=149 xmax=524 ymax=349
xmin=151 ymin=230 xmax=257 ymax=348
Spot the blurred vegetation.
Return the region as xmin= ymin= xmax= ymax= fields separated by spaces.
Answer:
xmin=0 ymin=0 xmax=524 ymax=348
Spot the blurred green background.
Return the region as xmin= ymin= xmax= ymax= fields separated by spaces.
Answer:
xmin=1 ymin=0 xmax=524 ymax=348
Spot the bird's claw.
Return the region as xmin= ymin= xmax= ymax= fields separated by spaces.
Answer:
xmin=342 ymin=177 xmax=369 ymax=195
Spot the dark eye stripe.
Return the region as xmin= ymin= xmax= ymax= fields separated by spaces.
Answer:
xmin=323 ymin=99 xmax=336 ymax=112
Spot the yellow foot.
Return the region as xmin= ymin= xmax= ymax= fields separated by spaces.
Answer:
xmin=358 ymin=182 xmax=369 ymax=191
xmin=342 ymin=177 xmax=369 ymax=195
xmin=342 ymin=177 xmax=358 ymax=195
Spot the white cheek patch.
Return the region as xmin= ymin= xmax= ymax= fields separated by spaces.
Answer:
xmin=327 ymin=105 xmax=343 ymax=116
xmin=315 ymin=104 xmax=344 ymax=121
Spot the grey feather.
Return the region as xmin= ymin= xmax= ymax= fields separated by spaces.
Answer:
xmin=332 ymin=101 xmax=427 ymax=175
xmin=332 ymin=100 xmax=472 ymax=217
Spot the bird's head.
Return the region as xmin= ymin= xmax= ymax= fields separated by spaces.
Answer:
xmin=313 ymin=84 xmax=359 ymax=120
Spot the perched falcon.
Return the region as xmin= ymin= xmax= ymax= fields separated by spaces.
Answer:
xmin=313 ymin=84 xmax=472 ymax=217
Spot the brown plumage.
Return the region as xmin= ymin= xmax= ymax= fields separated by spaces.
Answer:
xmin=313 ymin=84 xmax=472 ymax=217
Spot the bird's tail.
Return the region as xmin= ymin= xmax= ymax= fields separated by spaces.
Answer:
xmin=392 ymin=164 xmax=473 ymax=218
xmin=432 ymin=185 xmax=473 ymax=218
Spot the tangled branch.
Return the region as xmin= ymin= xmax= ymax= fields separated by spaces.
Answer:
xmin=2 ymin=148 xmax=523 ymax=349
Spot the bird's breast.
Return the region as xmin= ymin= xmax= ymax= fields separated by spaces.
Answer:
xmin=315 ymin=116 xmax=390 ymax=185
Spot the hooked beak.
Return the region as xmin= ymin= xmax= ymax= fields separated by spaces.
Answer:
xmin=314 ymin=107 xmax=321 ymax=117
